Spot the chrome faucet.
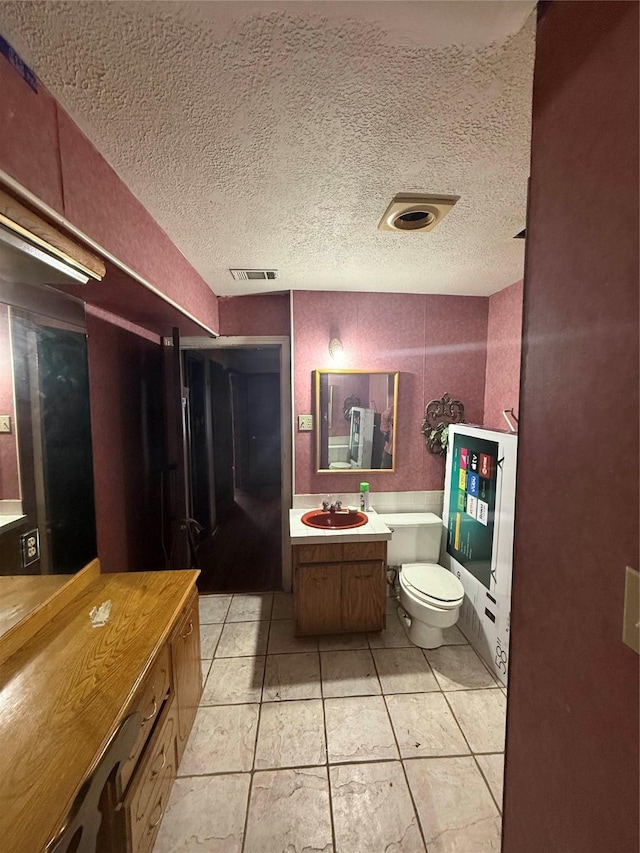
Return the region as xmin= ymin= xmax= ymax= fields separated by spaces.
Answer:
xmin=322 ymin=498 xmax=342 ymax=512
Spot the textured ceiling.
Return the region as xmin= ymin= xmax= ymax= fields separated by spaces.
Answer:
xmin=0 ymin=1 xmax=536 ymax=297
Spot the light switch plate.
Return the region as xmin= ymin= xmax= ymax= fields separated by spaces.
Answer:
xmin=298 ymin=414 xmax=314 ymax=431
xmin=622 ymin=566 xmax=639 ymax=654
xmin=0 ymin=415 xmax=11 ymax=433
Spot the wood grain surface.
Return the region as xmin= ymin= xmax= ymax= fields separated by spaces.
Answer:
xmin=0 ymin=187 xmax=106 ymax=279
xmin=0 ymin=559 xmax=101 ymax=667
xmin=0 ymin=569 xmax=198 ymax=853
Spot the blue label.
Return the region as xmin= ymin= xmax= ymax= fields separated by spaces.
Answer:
xmin=467 ymin=471 xmax=480 ymax=498
xmin=0 ymin=35 xmax=38 ymax=93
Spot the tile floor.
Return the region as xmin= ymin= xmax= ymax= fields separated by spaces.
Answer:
xmin=154 ymin=592 xmax=506 ymax=853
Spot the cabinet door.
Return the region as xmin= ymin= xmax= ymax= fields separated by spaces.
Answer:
xmin=172 ymin=593 xmax=202 ymax=765
xmin=341 ymin=562 xmax=385 ymax=632
xmin=295 ymin=564 xmax=342 ymax=635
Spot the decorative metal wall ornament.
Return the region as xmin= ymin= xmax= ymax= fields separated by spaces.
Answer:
xmin=343 ymin=395 xmax=361 ymax=420
xmin=422 ymin=393 xmax=465 ymax=456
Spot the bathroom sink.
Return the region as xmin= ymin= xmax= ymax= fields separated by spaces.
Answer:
xmin=301 ymin=509 xmax=368 ymax=530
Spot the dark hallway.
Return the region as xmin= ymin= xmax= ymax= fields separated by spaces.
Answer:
xmin=195 ymin=485 xmax=282 ymax=592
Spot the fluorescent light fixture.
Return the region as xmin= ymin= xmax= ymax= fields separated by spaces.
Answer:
xmin=0 ymin=225 xmax=91 ymax=285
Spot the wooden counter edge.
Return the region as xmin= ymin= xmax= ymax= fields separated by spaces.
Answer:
xmin=0 ymin=559 xmax=101 ymax=667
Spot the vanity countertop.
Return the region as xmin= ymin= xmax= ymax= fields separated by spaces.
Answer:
xmin=289 ymin=507 xmax=392 ymax=545
xmin=0 ymin=569 xmax=199 ymax=853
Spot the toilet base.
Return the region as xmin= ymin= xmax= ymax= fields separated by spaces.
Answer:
xmin=397 ymin=605 xmax=444 ymax=649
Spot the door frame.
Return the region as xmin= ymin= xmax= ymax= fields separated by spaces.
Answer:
xmin=180 ymin=335 xmax=292 ymax=591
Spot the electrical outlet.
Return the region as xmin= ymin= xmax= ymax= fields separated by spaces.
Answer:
xmin=298 ymin=414 xmax=314 ymax=431
xmin=20 ymin=529 xmax=40 ymax=568
xmin=0 ymin=415 xmax=11 ymax=433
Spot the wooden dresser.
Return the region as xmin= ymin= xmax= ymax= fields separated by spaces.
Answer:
xmin=0 ymin=569 xmax=201 ymax=853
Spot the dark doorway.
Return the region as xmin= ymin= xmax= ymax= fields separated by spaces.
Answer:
xmin=184 ymin=345 xmax=283 ymax=592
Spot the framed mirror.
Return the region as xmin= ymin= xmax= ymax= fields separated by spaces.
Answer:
xmin=315 ymin=370 xmax=398 ymax=472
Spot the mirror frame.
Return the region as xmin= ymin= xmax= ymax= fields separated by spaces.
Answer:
xmin=314 ymin=369 xmax=399 ymax=474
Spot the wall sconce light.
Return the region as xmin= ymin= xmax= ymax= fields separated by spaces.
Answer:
xmin=328 ymin=337 xmax=344 ymax=362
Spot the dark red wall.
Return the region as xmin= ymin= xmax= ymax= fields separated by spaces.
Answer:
xmin=218 ymin=293 xmax=291 ymax=337
xmin=86 ymin=307 xmax=166 ymax=573
xmin=292 ymin=291 xmax=489 ymax=494
xmin=483 ymin=279 xmax=523 ymax=430
xmin=0 ymin=56 xmax=219 ymax=334
xmin=503 ymin=4 xmax=639 ymax=852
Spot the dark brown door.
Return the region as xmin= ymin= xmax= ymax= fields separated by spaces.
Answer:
xmin=246 ymin=373 xmax=281 ymax=487
xmin=162 ymin=328 xmax=191 ymax=568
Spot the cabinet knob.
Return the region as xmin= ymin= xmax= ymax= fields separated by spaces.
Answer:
xmin=182 ymin=620 xmax=194 ymax=639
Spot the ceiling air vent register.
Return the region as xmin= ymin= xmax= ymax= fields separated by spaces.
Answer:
xmin=378 ymin=194 xmax=460 ymax=233
xmin=229 ymin=269 xmax=278 ymax=281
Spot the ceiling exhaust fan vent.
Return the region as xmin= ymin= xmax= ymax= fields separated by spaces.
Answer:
xmin=230 ymin=269 xmax=279 ymax=281
xmin=378 ymin=193 xmax=460 ymax=233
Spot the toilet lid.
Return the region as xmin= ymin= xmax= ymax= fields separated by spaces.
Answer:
xmin=402 ymin=562 xmax=465 ymax=603
xmin=329 ymin=462 xmax=351 ymax=469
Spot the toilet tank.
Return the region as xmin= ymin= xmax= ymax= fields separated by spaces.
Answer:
xmin=378 ymin=513 xmax=444 ymax=566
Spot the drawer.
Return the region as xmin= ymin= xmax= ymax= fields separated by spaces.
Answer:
xmin=294 ymin=542 xmax=343 ymax=565
xmin=120 ymin=643 xmax=172 ymax=792
xmin=126 ymin=701 xmax=178 ymax=853
xmin=343 ymin=541 xmax=386 ymax=562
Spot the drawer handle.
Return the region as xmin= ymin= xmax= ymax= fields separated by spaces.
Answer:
xmin=151 ymin=745 xmax=167 ymax=778
xmin=148 ymin=795 xmax=164 ymax=829
xmin=182 ymin=620 xmax=194 ymax=639
xmin=142 ymin=694 xmax=157 ymax=723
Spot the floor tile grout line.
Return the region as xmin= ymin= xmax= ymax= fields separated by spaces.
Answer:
xmin=368 ymin=648 xmax=430 ymax=853
xmin=440 ymin=689 xmax=478 ymax=756
xmin=440 ymin=687 xmax=509 ymax=811
xmin=175 ymin=749 xmax=493 ymax=783
xmin=421 ymin=645 xmax=502 ymax=693
xmin=472 ymin=752 xmax=504 ymax=816
xmin=200 ymin=660 xmax=505 ymax=700
xmin=318 ymin=653 xmax=339 ymax=853
xmin=240 ymin=610 xmax=275 ymax=853
xmin=463 ymin=639 xmax=505 ymax=686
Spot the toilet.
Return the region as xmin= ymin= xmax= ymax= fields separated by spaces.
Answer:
xmin=378 ymin=513 xmax=465 ymax=649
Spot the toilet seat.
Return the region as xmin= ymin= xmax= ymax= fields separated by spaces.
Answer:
xmin=401 ymin=562 xmax=464 ymax=610
xmin=328 ymin=461 xmax=351 ymax=470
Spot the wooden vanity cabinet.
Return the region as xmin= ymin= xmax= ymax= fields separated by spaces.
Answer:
xmin=98 ymin=586 xmax=202 ymax=853
xmin=0 ymin=570 xmax=203 ymax=853
xmin=293 ymin=540 xmax=387 ymax=635
xmin=172 ymin=591 xmax=202 ymax=764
